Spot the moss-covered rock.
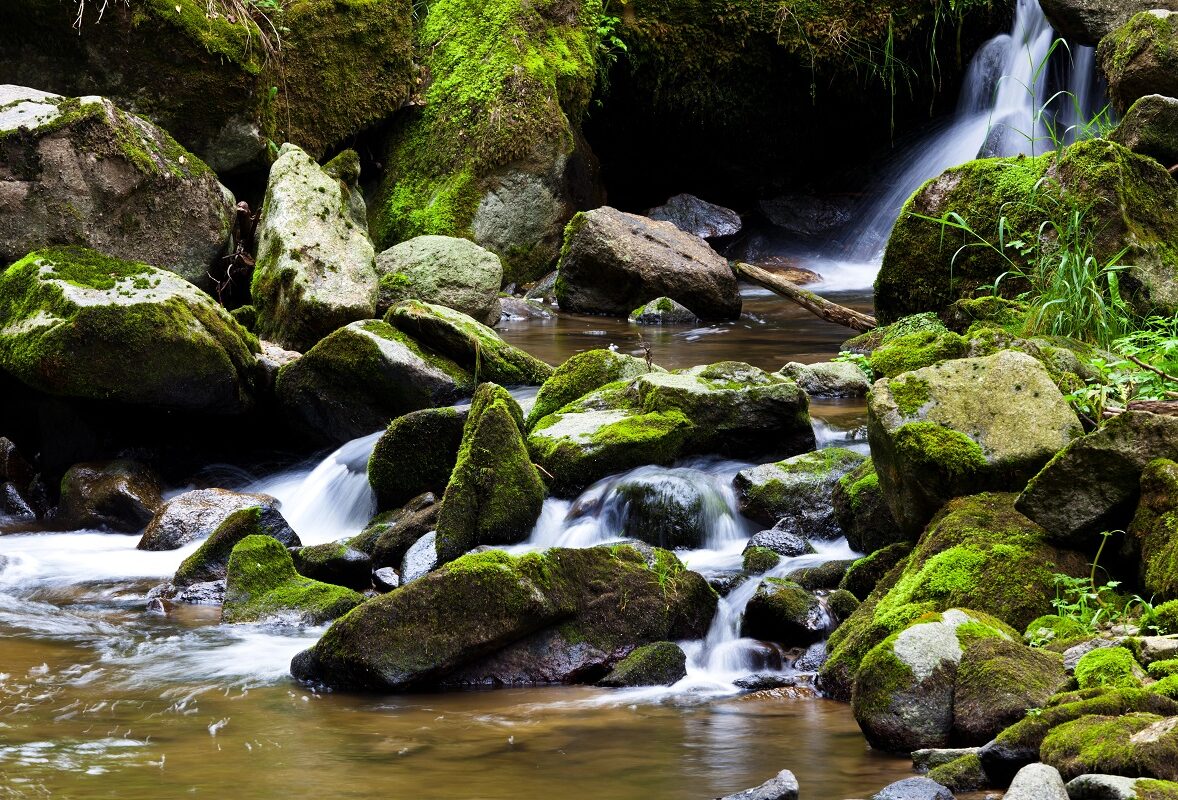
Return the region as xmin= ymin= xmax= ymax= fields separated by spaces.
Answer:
xmin=251 ymin=144 xmax=378 ymax=352
xmin=57 ymin=459 xmax=163 ymax=533
xmin=369 ymin=0 xmax=599 ymax=283
xmin=778 ymin=360 xmax=870 ymax=398
xmin=952 ymin=636 xmax=1070 ymax=744
xmin=832 ymin=459 xmax=905 ymax=553
xmin=1099 ymin=11 xmax=1178 ymax=115
xmin=742 ymin=546 xmax=781 ymax=574
xmin=275 ymin=320 xmax=471 ymax=445
xmin=1042 ymin=712 xmax=1178 ymax=781
xmin=0 ymin=247 xmax=258 ymax=411
xmin=868 ymin=329 xmax=968 ymax=379
xmin=820 ymin=493 xmax=1087 ymax=701
xmin=291 ymin=545 xmax=716 ymax=690
xmin=598 ymin=641 xmax=687 ymax=687
xmin=840 ymin=542 xmax=914 ymax=601
xmin=173 ymin=505 xmax=300 ymax=587
xmin=629 ymin=296 xmax=699 ymax=326
xmin=290 ymin=542 xmax=372 ymax=592
xmin=350 ymin=492 xmax=440 ymax=571
xmin=851 ymin=608 xmax=1016 ymax=752
xmin=734 ymin=447 xmax=865 ymax=533
xmin=1075 ymin=646 xmax=1147 ymax=690
xmin=785 ymin=560 xmax=855 ymax=591
xmin=0 ymin=87 xmax=233 ymax=283
xmin=0 ymin=0 xmax=414 ymax=173
xmin=1025 ymin=614 xmax=1091 ymax=646
xmin=741 ymin=579 xmax=828 ymax=645
xmin=925 ymin=753 xmax=987 ymax=793
xmin=434 ymin=384 xmax=546 ymax=564
xmin=221 ymin=535 xmax=365 ymax=625
xmin=1130 ymin=459 xmax=1178 ymax=601
xmin=386 ymin=300 xmax=552 ymax=386
xmin=138 ymin=488 xmax=285 ymax=551
xmin=374 ymin=236 xmax=504 ymax=325
xmin=869 ymin=350 xmax=1082 ymax=537
xmin=527 ymin=349 xmax=659 ymax=429
xmin=1110 ymin=94 xmax=1178 ymax=169
xmin=367 ymin=408 xmax=466 ymax=512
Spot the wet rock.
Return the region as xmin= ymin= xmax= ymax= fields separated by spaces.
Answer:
xmin=0 ymin=439 xmax=43 ymax=518
xmin=386 ymin=300 xmax=552 ymax=386
xmin=744 ymin=528 xmax=815 ymax=558
xmin=374 ymin=235 xmax=503 ymax=324
xmin=1109 ymin=94 xmax=1178 ymax=168
xmin=1017 ymin=411 xmax=1178 ymax=547
xmin=610 ymin=469 xmax=727 ymax=550
xmin=434 ymin=384 xmax=546 ymax=564
xmin=1002 ymin=763 xmax=1068 ymax=800
xmin=794 ymin=641 xmax=828 ymax=672
xmin=839 ymin=542 xmax=913 ymax=601
xmin=784 ymin=560 xmax=854 ymax=591
xmin=0 ymin=248 xmax=258 ymax=412
xmin=524 ymin=271 xmax=559 ymax=304
xmin=138 ymin=489 xmax=285 ymax=551
xmin=0 ymin=86 xmax=233 ymax=285
xmin=526 ymin=349 xmax=659 ymax=429
xmin=778 ymin=361 xmax=869 ymax=398
xmin=1099 ymin=11 xmax=1178 ymax=114
xmin=400 ymin=532 xmax=439 ymax=585
xmin=291 ymin=543 xmax=372 ymax=591
xmin=646 ymin=193 xmax=741 ymax=239
xmin=147 ymin=579 xmax=226 ymax=611
xmin=598 ymin=641 xmax=687 ymax=687
xmin=832 ymin=459 xmax=905 ymax=553
xmin=57 ymin=460 xmax=162 ymax=533
xmin=741 ymin=579 xmax=828 ymax=645
xmin=554 ymin=207 xmax=741 ymax=319
xmin=499 ymin=297 xmax=553 ymax=320
xmin=1039 ymin=0 xmax=1174 ymax=45
xmin=1064 ymin=773 xmax=1144 ymax=799
xmin=708 ymin=571 xmax=749 ymax=596
xmin=715 ymin=769 xmax=799 ymax=800
xmin=351 ymin=493 xmax=440 ymax=571
xmin=628 ymin=296 xmax=699 ymax=326
xmin=255 ymin=341 xmax=301 ymax=396
xmin=222 ymin=535 xmax=365 ymax=625
xmin=275 ymin=319 xmax=470 ymax=446
xmin=1 ymin=484 xmax=35 ymax=520
xmin=171 ymin=505 xmax=300 ymax=586
xmin=1041 ymin=712 xmax=1178 ymax=781
xmin=912 ymin=748 xmax=983 ymax=773
xmin=367 ymin=407 xmax=466 ymax=511
xmin=869 ymin=351 xmax=1082 ymax=537
xmin=734 ymin=447 xmax=865 ymax=532
xmin=372 ymin=567 xmax=400 ymax=592
xmin=926 ymin=753 xmax=987 ymax=793
xmin=952 ymin=637 xmax=1070 ymax=745
xmin=252 ymin=146 xmax=378 ymax=352
xmin=871 ymin=777 xmax=954 ymax=800
xmin=759 ymin=194 xmax=853 ymax=237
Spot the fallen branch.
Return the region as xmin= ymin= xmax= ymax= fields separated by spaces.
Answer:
xmin=733 ymin=261 xmax=877 ymax=332
xmin=1127 ymin=353 xmax=1178 ymax=385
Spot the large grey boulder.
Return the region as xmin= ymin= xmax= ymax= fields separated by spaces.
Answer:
xmin=1110 ymin=94 xmax=1178 ymax=168
xmin=0 ymin=248 xmax=258 ymax=411
xmin=646 ymin=193 xmax=741 ymax=239
xmin=252 ymin=146 xmax=378 ymax=352
xmin=1003 ymin=764 xmax=1068 ymax=800
xmin=374 ymin=235 xmax=503 ymax=324
xmin=868 ymin=350 xmax=1082 ymax=537
xmin=0 ymin=86 xmax=233 ymax=284
xmin=138 ymin=489 xmax=286 ymax=551
xmin=716 ymin=769 xmax=799 ymax=800
xmin=734 ymin=448 xmax=866 ymax=533
xmin=1017 ymin=411 xmax=1178 ymax=546
xmin=555 ymin=207 xmax=741 ymax=319
xmin=1040 ymin=0 xmax=1177 ymax=45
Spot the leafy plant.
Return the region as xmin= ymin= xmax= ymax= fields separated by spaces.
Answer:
xmin=1064 ymin=315 xmax=1178 ymax=423
xmin=834 ymin=350 xmax=874 ymax=381
xmin=593 ymin=1 xmax=628 ymax=98
xmin=1050 ymin=530 xmax=1135 ymax=632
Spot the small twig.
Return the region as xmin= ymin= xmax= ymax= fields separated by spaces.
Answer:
xmin=1127 ymin=353 xmax=1178 ymax=384
xmin=535 ymin=463 xmax=555 ymax=481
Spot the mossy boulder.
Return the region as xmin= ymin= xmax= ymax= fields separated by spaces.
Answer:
xmin=876 ymin=139 xmax=1178 ymax=322
xmin=172 ymin=505 xmax=300 ymax=587
xmin=925 ymin=753 xmax=987 ymax=793
xmin=598 ymin=641 xmax=688 ymax=687
xmin=609 ymin=468 xmax=731 ymax=550
xmin=526 ymin=349 xmax=659 ymax=429
xmin=778 ymin=361 xmax=870 ymax=398
xmin=386 ymin=300 xmax=553 ymax=386
xmin=844 ymin=313 xmax=950 ymax=354
xmin=1075 ymin=647 xmax=1147 ymax=690
xmin=629 ymin=296 xmax=699 ymax=326
xmin=1025 ymin=614 xmax=1091 ymax=647
xmin=869 ymin=350 xmax=1082 ymax=537
xmin=57 ymin=459 xmax=162 ymax=532
xmin=1040 ymin=0 xmax=1169 ymax=45
xmin=820 ymin=493 xmax=1088 ymax=701
xmin=138 ymin=488 xmax=285 ymax=551
xmin=1129 ymin=459 xmax=1178 ymax=601
xmin=222 ymin=535 xmax=366 ymax=625
xmin=275 ymin=319 xmax=471 ymax=445
xmin=1018 ymin=411 xmax=1178 ymax=547
xmin=554 ymin=207 xmax=741 ymax=320
xmin=741 ymin=579 xmax=828 ymax=645
xmin=434 ymin=384 xmax=546 ymax=564
xmin=743 ymin=546 xmax=781 ymax=574
xmin=868 ymin=329 xmax=968 ymax=379
xmin=369 ymin=0 xmax=599 ymax=284
xmin=528 ymin=361 xmax=813 ymax=496
xmin=953 ymin=637 xmax=1070 ymax=745
xmin=350 ymin=492 xmax=440 ymax=571
xmin=251 ymin=144 xmax=378 ymax=352
xmin=1099 ymin=11 xmax=1178 ymax=115
xmin=1042 ymin=712 xmax=1178 ymax=782
xmin=0 ymin=86 xmax=233 ymax=283
xmin=1110 ymin=94 xmax=1178 ymax=169
xmin=734 ymin=447 xmax=866 ymax=533
xmin=0 ymin=0 xmax=414 ymax=173
xmin=851 ymin=608 xmax=1016 ymax=752
xmin=0 ymin=247 xmax=259 ymax=411
xmin=832 ymin=459 xmax=905 ymax=553
xmin=290 ymin=543 xmax=372 ymax=592
xmin=291 ymin=545 xmax=716 ymax=690
xmin=840 ymin=542 xmax=914 ymax=601
xmin=367 ymin=407 xmax=466 ymax=512
xmin=785 ymin=560 xmax=855 ymax=591
xmin=374 ymin=235 xmax=504 ymax=325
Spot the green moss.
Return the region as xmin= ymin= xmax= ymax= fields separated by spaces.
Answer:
xmin=742 ymin=546 xmax=780 ymax=574
xmin=367 ymin=407 xmax=465 ymax=511
xmin=222 ymin=535 xmax=365 ymax=624
xmin=1150 ymin=659 xmax=1178 ymax=679
xmin=839 ymin=461 xmax=881 ymax=512
xmin=741 ymin=578 xmax=823 ymax=643
xmin=926 ymin=754 xmax=986 ymax=793
xmin=1099 ymin=11 xmax=1177 ymax=105
xmin=889 ymin=375 xmax=932 ymax=418
xmin=892 ymin=422 xmax=988 ymax=482
xmin=1041 ymin=711 xmax=1178 ymax=782
xmin=839 ymin=542 xmax=913 ymax=600
xmin=996 ymin=688 xmax=1178 ymax=757
xmin=527 ymin=349 xmax=655 ymax=429
xmin=174 ymin=506 xmax=264 ymax=586
xmin=869 ymin=330 xmax=967 ymax=378
xmin=786 ymin=559 xmax=854 ymax=591
xmin=1139 ymin=780 xmax=1178 ymax=800
xmin=1075 ymin=646 xmax=1145 ymax=690
xmin=826 ymin=588 xmax=861 ymax=623
xmin=852 ymin=635 xmax=917 ymax=718
xmin=1024 ymin=614 xmax=1090 ymax=646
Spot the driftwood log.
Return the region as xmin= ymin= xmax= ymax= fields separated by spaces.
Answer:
xmin=733 ymin=261 xmax=877 ymax=332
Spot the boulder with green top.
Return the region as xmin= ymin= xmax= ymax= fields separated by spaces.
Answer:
xmin=374 ymin=235 xmax=503 ymax=324
xmin=1110 ymin=94 xmax=1178 ymax=168
xmin=290 ymin=543 xmax=372 ymax=592
xmin=275 ymin=319 xmax=471 ymax=445
xmin=851 ymin=608 xmax=1017 ymax=752
xmin=1099 ymin=11 xmax=1178 ymax=114
xmin=1025 ymin=614 xmax=1091 ymax=646
xmin=952 ymin=637 xmax=1070 ymax=744
xmin=868 ymin=329 xmax=968 ymax=379
xmin=0 ymin=86 xmax=233 ymax=284
xmin=0 ymin=247 xmax=259 ymax=411
xmin=526 ymin=349 xmax=659 ymax=429
xmin=350 ymin=492 xmax=439 ymax=571
xmin=554 ymin=207 xmax=742 ymax=320
xmin=840 ymin=542 xmax=913 ymax=601
xmin=251 ymin=145 xmax=378 ymax=352
xmin=222 ymin=535 xmax=366 ymax=625
xmin=734 ymin=447 xmax=866 ymax=533
xmin=138 ymin=488 xmax=286 ymax=551
xmin=434 ymin=384 xmax=546 ymax=564
xmin=629 ymin=297 xmax=699 ymax=326
xmin=925 ymin=753 xmax=988 ymax=793
xmin=1018 ymin=411 xmax=1178 ymax=547
xmin=368 ymin=0 xmax=600 ymax=284
xmin=1040 ymin=0 xmax=1174 ymax=45
xmin=367 ymin=407 xmax=466 ymax=512
xmin=741 ymin=579 xmax=828 ymax=645
xmin=778 ymin=361 xmax=870 ymax=398
xmin=868 ymin=350 xmax=1082 ymax=537
xmin=172 ymin=505 xmax=300 ymax=587
xmin=832 ymin=459 xmax=905 ymax=553
xmin=1042 ymin=712 xmax=1178 ymax=781
xmin=386 ymin=300 xmax=552 ymax=386
xmin=57 ymin=460 xmax=163 ymax=533
xmin=598 ymin=641 xmax=688 ymax=687
xmin=844 ymin=313 xmax=950 ymax=354
xmin=608 ymin=467 xmax=732 ymax=550
xmin=291 ymin=545 xmax=716 ymax=690
xmin=1075 ymin=647 xmax=1147 ymax=690
xmin=1129 ymin=459 xmax=1178 ymax=600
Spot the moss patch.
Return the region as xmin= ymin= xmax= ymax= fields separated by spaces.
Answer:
xmin=222 ymin=535 xmax=365 ymax=624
